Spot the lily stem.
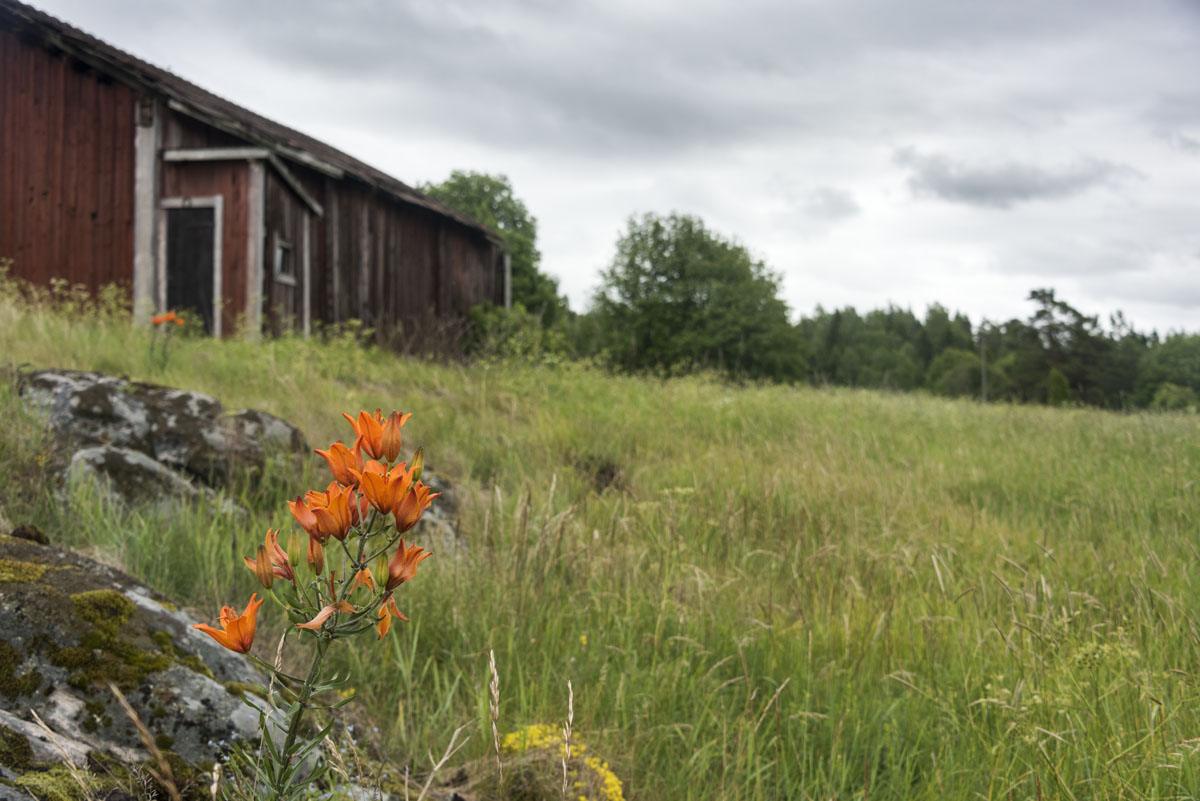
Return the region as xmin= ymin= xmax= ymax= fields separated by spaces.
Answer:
xmin=271 ymin=637 xmax=328 ymax=798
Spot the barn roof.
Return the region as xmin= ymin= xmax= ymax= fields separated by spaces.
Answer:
xmin=0 ymin=0 xmax=503 ymax=244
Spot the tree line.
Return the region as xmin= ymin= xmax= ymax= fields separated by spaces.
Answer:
xmin=423 ymin=172 xmax=1199 ymax=412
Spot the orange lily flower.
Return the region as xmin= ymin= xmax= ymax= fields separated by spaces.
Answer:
xmin=243 ymin=529 xmax=294 ymax=587
xmin=193 ymin=593 xmax=263 ymax=654
xmin=393 ymin=481 xmax=440 ymax=533
xmin=359 ymin=460 xmax=415 ymax=514
xmin=385 ymin=539 xmax=431 ymax=591
xmin=345 ymin=409 xmax=411 ymax=462
xmin=288 ymin=495 xmax=320 ymax=538
xmin=350 ymin=568 xmax=376 ymax=593
xmin=296 ymin=600 xmax=355 ymax=631
xmin=151 ymin=310 xmax=185 ymax=327
xmin=289 ymin=482 xmax=356 ymax=541
xmin=315 ymin=441 xmax=363 ymax=486
xmin=315 ymin=484 xmax=356 ymax=540
xmin=375 ymin=595 xmax=409 ymax=638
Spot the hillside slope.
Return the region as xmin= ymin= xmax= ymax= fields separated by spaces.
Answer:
xmin=2 ymin=292 xmax=1199 ymax=800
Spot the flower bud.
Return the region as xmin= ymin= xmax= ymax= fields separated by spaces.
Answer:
xmin=409 ymin=448 xmax=424 ymax=482
xmin=307 ymin=537 xmax=325 ymax=576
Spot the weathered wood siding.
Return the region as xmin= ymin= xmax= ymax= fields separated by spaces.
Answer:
xmin=0 ymin=27 xmax=135 ymax=291
xmin=263 ymin=169 xmax=313 ymax=334
xmin=315 ymin=180 xmax=502 ymax=350
xmin=161 ymin=107 xmax=246 ymax=151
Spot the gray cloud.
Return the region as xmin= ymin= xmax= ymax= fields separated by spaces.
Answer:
xmin=802 ymin=188 xmax=861 ymax=221
xmin=1161 ymin=131 xmax=1200 ymax=155
xmin=28 ymin=0 xmax=1200 ymax=331
xmin=42 ymin=0 xmax=1189 ymax=157
xmin=894 ymin=149 xmax=1131 ymax=209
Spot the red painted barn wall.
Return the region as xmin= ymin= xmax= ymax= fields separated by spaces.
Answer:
xmin=0 ymin=27 xmax=135 ymax=291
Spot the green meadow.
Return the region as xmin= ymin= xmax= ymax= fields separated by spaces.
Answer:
xmin=2 ymin=290 xmax=1199 ymax=800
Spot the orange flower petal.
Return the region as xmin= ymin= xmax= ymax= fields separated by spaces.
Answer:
xmin=350 ymin=568 xmax=376 ymax=593
xmin=385 ymin=539 xmax=431 ymax=591
xmin=194 ymin=593 xmax=262 ymax=653
xmin=296 ymin=600 xmax=356 ymax=631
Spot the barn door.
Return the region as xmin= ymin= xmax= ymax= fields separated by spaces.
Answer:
xmin=165 ymin=206 xmax=216 ymax=334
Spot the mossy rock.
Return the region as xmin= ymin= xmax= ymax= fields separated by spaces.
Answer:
xmin=0 ymin=640 xmax=42 ymax=699
xmin=0 ymin=534 xmax=271 ymax=781
xmin=10 ymin=764 xmax=107 ymax=801
xmin=0 ymin=726 xmax=34 ymax=771
xmin=19 ymin=368 xmax=308 ymax=494
xmin=0 ymin=558 xmax=46 ymax=584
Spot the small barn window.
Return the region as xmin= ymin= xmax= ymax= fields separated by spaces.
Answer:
xmin=273 ymin=236 xmax=296 ymax=286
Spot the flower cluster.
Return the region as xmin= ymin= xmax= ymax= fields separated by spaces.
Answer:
xmin=501 ymin=723 xmax=626 ymax=801
xmin=195 ymin=409 xmax=436 ymax=652
xmin=151 ymin=310 xmax=185 ymax=326
xmin=192 ymin=409 xmax=437 ymax=798
xmin=148 ymin=310 xmax=185 ymax=371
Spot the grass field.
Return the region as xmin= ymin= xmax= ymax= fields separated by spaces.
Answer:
xmin=2 ymin=290 xmax=1200 ymax=800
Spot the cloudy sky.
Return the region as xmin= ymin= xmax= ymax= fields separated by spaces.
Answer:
xmin=37 ymin=0 xmax=1200 ymax=331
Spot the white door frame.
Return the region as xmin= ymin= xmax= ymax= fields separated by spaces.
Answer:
xmin=157 ymin=195 xmax=224 ymax=337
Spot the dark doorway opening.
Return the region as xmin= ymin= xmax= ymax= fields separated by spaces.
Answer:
xmin=165 ymin=207 xmax=216 ymax=334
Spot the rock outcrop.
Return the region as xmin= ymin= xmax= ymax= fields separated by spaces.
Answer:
xmin=18 ymin=369 xmax=308 ymax=508
xmin=19 ymin=368 xmax=464 ymax=551
xmin=0 ymin=534 xmax=277 ymax=797
xmin=4 ymin=369 xmax=470 ymax=798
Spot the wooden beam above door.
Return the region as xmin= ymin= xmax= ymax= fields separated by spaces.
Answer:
xmin=163 ymin=147 xmax=271 ymax=162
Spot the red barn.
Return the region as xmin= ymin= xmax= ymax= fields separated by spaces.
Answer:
xmin=0 ymin=0 xmax=509 ymax=348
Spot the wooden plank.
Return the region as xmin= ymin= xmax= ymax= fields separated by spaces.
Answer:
xmin=0 ymin=32 xmax=10 ymax=256
xmin=163 ymin=146 xmax=270 ymax=162
xmin=358 ymin=197 xmax=369 ymax=321
xmin=302 ymin=212 xmax=310 ymax=336
xmin=504 ymin=251 xmax=512 ymax=309
xmin=245 ymin=159 xmax=265 ymax=337
xmin=132 ymin=97 xmax=159 ymax=322
xmin=112 ymin=83 xmax=136 ymax=292
xmin=327 ymin=179 xmax=340 ymax=323
xmin=266 ymin=153 xmax=323 ymax=216
xmin=276 ymin=144 xmax=344 ymax=179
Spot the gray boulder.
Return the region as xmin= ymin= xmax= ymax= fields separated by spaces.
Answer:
xmin=0 ymin=533 xmax=278 ymax=794
xmin=19 ymin=369 xmax=308 ymax=490
xmin=67 ymin=444 xmax=206 ymax=508
xmin=226 ymin=408 xmax=309 ymax=456
xmin=18 ymin=369 xmax=309 ymax=514
xmin=19 ymin=370 xmax=155 ymax=454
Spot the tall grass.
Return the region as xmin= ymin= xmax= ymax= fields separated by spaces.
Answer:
xmin=2 ymin=289 xmax=1200 ymax=799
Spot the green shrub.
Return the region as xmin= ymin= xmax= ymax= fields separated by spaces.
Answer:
xmin=1151 ymin=381 xmax=1197 ymax=412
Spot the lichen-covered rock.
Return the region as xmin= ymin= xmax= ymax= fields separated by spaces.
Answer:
xmin=67 ymin=445 xmax=204 ymax=508
xmin=19 ymin=370 xmax=154 ymax=454
xmin=0 ymin=534 xmax=277 ymax=794
xmin=135 ymin=383 xmax=229 ymax=483
xmin=225 ymin=408 xmax=308 ymax=456
xmin=18 ymin=367 xmax=466 ymax=550
xmin=18 ymin=369 xmax=309 ymax=494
